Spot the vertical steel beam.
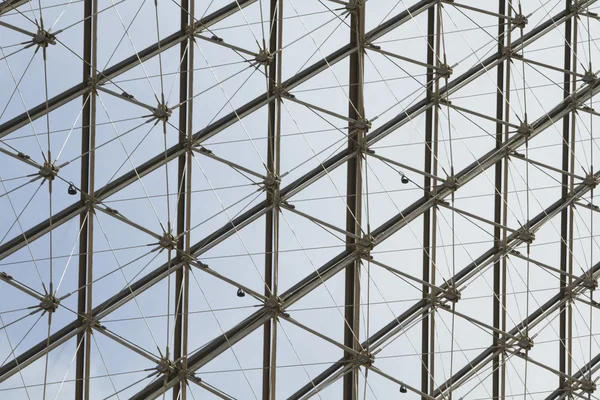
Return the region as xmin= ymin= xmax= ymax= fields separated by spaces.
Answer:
xmin=172 ymin=0 xmax=190 ymax=396
xmin=262 ymin=0 xmax=280 ymax=398
xmin=75 ymin=0 xmax=94 ymax=396
xmin=421 ymin=5 xmax=435 ymax=399
xmin=492 ymin=0 xmax=506 ymax=398
xmin=559 ymin=0 xmax=573 ymax=391
xmin=344 ymin=2 xmax=365 ymax=399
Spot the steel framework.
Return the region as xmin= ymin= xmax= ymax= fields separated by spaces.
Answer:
xmin=3 ymin=0 xmax=600 ymax=398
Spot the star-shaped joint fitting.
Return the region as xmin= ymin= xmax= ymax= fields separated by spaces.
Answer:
xmin=354 ymin=350 xmax=374 ymax=366
xmin=39 ymin=294 xmax=60 ymax=313
xmin=158 ymin=232 xmax=177 ymax=250
xmin=255 ymin=49 xmax=273 ymax=66
xmin=516 ymin=227 xmax=535 ymax=243
xmin=582 ymin=69 xmax=597 ymax=86
xmin=39 ymin=162 xmax=59 ymax=181
xmin=515 ymin=335 xmax=534 ymax=351
xmin=152 ymin=104 xmax=172 ymax=122
xmin=32 ymin=29 xmax=56 ymax=48
xmin=264 ymin=296 xmax=287 ymax=317
xmin=156 ymin=358 xmax=175 ymax=375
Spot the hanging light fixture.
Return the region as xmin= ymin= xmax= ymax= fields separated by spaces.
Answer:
xmin=401 ymin=175 xmax=409 ymax=184
xmin=236 ymin=288 xmax=245 ymax=298
xmin=399 ymin=385 xmax=407 ymax=394
xmin=67 ymin=182 xmax=77 ymax=195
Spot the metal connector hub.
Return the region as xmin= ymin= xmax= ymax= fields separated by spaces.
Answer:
xmin=355 ymin=235 xmax=375 ymax=255
xmin=516 ymin=228 xmax=535 ymax=243
xmin=436 ymin=64 xmax=453 ymax=79
xmin=153 ymin=104 xmax=171 ymax=122
xmin=351 ymin=118 xmax=371 ymax=133
xmin=583 ymin=173 xmax=599 ymax=188
xmin=158 ymin=232 xmax=177 ymax=250
xmin=580 ymin=378 xmax=596 ymax=394
xmin=442 ymin=176 xmax=459 ymax=191
xmin=265 ymin=296 xmax=285 ymax=315
xmin=39 ymin=294 xmax=59 ymax=313
xmin=32 ymin=29 xmax=56 ymax=48
xmin=255 ymin=49 xmax=273 ymax=66
xmin=516 ymin=121 xmax=533 ymax=137
xmin=581 ymin=276 xmax=598 ymax=291
xmin=512 ymin=14 xmax=528 ymax=29
xmin=39 ymin=162 xmax=59 ymax=181
xmin=516 ymin=335 xmax=533 ymax=351
xmin=156 ymin=358 xmax=174 ymax=374
xmin=443 ymin=286 xmax=461 ymax=303
xmin=355 ymin=350 xmax=374 ymax=366
xmin=583 ymin=70 xmax=597 ymax=85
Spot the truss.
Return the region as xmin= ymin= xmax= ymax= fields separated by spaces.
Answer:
xmin=2 ymin=0 xmax=600 ymax=399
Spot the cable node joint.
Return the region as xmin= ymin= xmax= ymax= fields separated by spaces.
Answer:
xmin=583 ymin=173 xmax=599 ymax=188
xmin=516 ymin=227 xmax=535 ymax=243
xmin=442 ymin=286 xmax=461 ymax=304
xmin=515 ymin=335 xmax=534 ymax=351
xmin=442 ymin=175 xmax=459 ymax=191
xmin=158 ymin=232 xmax=177 ymax=250
xmin=39 ymin=162 xmax=59 ymax=181
xmin=354 ymin=350 xmax=374 ymax=366
xmin=156 ymin=358 xmax=175 ymax=375
xmin=255 ymin=49 xmax=273 ymax=66
xmin=354 ymin=235 xmax=375 ymax=256
xmin=32 ymin=29 xmax=56 ymax=48
xmin=583 ymin=69 xmax=597 ymax=85
xmin=512 ymin=13 xmax=528 ymax=29
xmin=436 ymin=64 xmax=453 ymax=80
xmin=39 ymin=294 xmax=59 ymax=313
xmin=516 ymin=121 xmax=533 ymax=137
xmin=152 ymin=103 xmax=172 ymax=122
xmin=580 ymin=276 xmax=598 ymax=291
